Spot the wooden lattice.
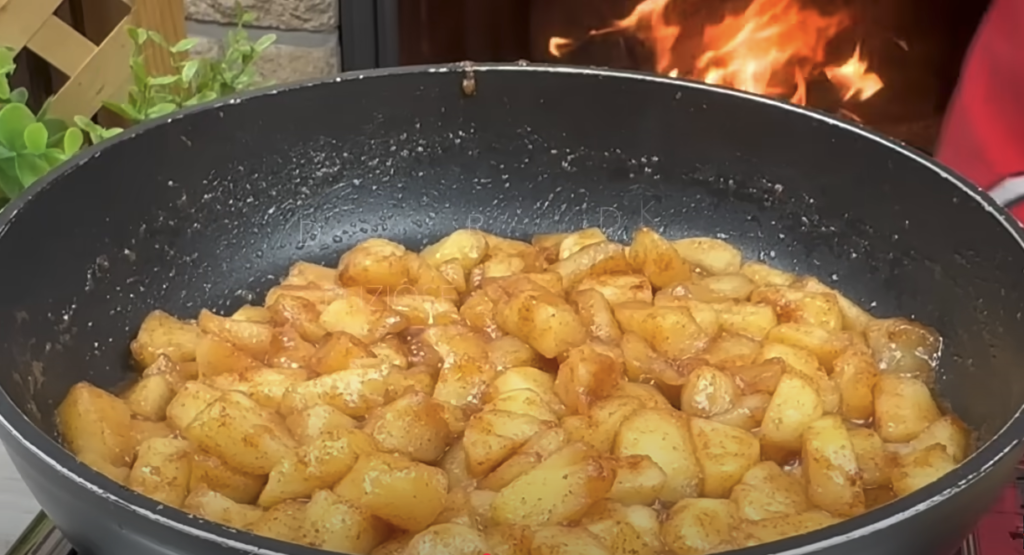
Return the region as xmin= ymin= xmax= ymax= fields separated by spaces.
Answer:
xmin=0 ymin=0 xmax=185 ymax=122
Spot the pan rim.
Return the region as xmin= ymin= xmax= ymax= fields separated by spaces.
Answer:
xmin=0 ymin=61 xmax=1022 ymax=555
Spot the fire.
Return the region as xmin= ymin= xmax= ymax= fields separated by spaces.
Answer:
xmin=549 ymin=0 xmax=884 ymax=108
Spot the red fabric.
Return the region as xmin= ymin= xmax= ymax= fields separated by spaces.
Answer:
xmin=935 ymin=0 xmax=1024 ymax=221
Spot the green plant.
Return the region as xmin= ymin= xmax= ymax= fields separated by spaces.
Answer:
xmin=104 ymin=10 xmax=276 ymax=125
xmin=0 ymin=7 xmax=273 ymax=207
xmin=0 ymin=48 xmax=84 ymax=205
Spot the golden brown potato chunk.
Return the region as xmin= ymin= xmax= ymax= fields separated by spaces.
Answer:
xmin=58 ymin=382 xmax=135 ymax=467
xmin=128 ymin=437 xmax=193 ymax=507
xmin=496 ymin=289 xmax=588 ymax=358
xmin=363 ymin=392 xmax=452 ymax=463
xmin=614 ymin=409 xmax=702 ymax=502
xmin=873 ymin=374 xmax=941 ymax=443
xmin=334 ymin=452 xmax=449 ymax=532
xmin=661 ymin=498 xmax=739 ymax=555
xmin=130 ymin=310 xmax=203 ymax=367
xmin=628 ymin=228 xmax=692 ymax=288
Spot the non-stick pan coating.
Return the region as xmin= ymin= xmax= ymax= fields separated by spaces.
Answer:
xmin=0 ymin=64 xmax=1021 ymax=555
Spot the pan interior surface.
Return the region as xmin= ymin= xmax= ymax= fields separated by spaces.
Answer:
xmin=0 ymin=64 xmax=1022 ymax=542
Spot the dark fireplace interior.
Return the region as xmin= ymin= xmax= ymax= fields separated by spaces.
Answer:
xmin=392 ymin=0 xmax=992 ymax=153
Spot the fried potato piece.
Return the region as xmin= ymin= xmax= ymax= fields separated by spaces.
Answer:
xmin=661 ymin=498 xmax=739 ymax=555
xmin=463 ymin=409 xmax=552 ymax=478
xmin=128 ymin=437 xmax=193 ymax=507
xmin=548 ymin=241 xmax=633 ymax=290
xmin=189 ymin=450 xmax=266 ymax=504
xmin=285 ymin=404 xmax=357 ymax=446
xmin=123 ymin=374 xmax=176 ymax=421
xmin=532 ymin=526 xmax=611 ymax=555
xmin=628 ymin=228 xmax=692 ymax=288
xmin=130 ymin=310 xmax=203 ymax=367
xmin=363 ymin=392 xmax=452 ymax=463
xmin=279 ymin=359 xmax=392 ymax=418
xmin=733 ymin=510 xmax=841 ymax=547
xmin=673 ymin=238 xmax=743 ymax=275
xmin=571 ymin=289 xmax=624 ymax=344
xmin=259 ymin=428 xmax=374 ymax=507
xmin=165 ymin=381 xmax=221 ymax=431
xmin=195 ymin=333 xmax=262 ymax=380
xmin=490 ymin=443 xmax=615 ymax=527
xmin=206 ymin=366 xmax=311 ymax=412
xmin=891 ymin=443 xmax=957 ymax=497
xmin=247 ymin=499 xmax=308 ymax=544
xmin=58 ymin=382 xmax=134 ymax=467
xmin=681 ymin=366 xmax=740 ymax=418
xmin=582 ymin=501 xmax=663 ymax=555
xmin=420 ymin=229 xmax=489 ymax=271
xmin=605 ymin=454 xmax=667 ymax=506
xmin=319 ymin=291 xmax=408 ymax=344
xmin=761 ymin=373 xmax=824 ymax=453
xmin=847 ymin=427 xmax=893 ymax=488
xmin=730 ymin=461 xmax=809 ymax=521
xmin=334 ymin=452 xmax=449 ymax=532
xmin=301 ymin=489 xmax=390 ymax=553
xmin=555 ymin=343 xmax=624 ymax=415
xmin=690 ymin=417 xmax=760 ymax=498
xmin=267 ymin=293 xmax=328 ymax=343
xmin=614 ymin=409 xmax=702 ymax=502
xmin=802 ymin=415 xmax=865 ymax=517
xmin=338 ymin=238 xmax=412 ymax=289
xmin=183 ymin=488 xmax=264 ymax=529
xmin=832 ymin=346 xmax=880 ymax=423
xmin=197 ymin=309 xmax=272 ymax=360
xmin=873 ymin=375 xmax=941 ymax=443
xmin=909 ymin=415 xmax=971 ymax=463
xmin=487 ymin=336 xmax=548 ymax=372
xmin=405 ymin=523 xmax=490 ymax=555
xmin=576 ymin=274 xmax=653 ymax=305
xmin=182 ymin=391 xmax=298 ymax=475
xmin=496 ymin=289 xmax=588 ymax=358
xmin=708 ymin=393 xmax=771 ymax=431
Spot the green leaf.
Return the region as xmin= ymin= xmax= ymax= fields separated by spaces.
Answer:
xmin=171 ymin=38 xmax=199 ymax=53
xmin=0 ymin=144 xmax=14 ymax=159
xmin=101 ymin=127 xmax=124 ymax=140
xmin=130 ymin=56 xmax=148 ymax=90
xmin=10 ymin=87 xmax=27 ymax=104
xmin=183 ymin=90 xmax=218 ymax=106
xmin=14 ymin=153 xmax=49 ymax=187
xmin=181 ymin=59 xmax=200 ymax=83
xmin=0 ymin=158 xmax=22 ymax=199
xmin=126 ymin=27 xmax=148 ymax=45
xmin=145 ymin=103 xmax=177 ymax=119
xmin=0 ymin=79 xmax=9 ymax=102
xmin=73 ymin=116 xmax=105 ymax=144
xmin=23 ymin=122 xmax=47 ymax=155
xmin=148 ymin=31 xmax=168 ymax=47
xmin=147 ymin=74 xmax=180 ymax=86
xmin=40 ymin=116 xmax=67 ymax=137
xmin=42 ymin=148 xmax=66 ymax=168
xmin=64 ymin=128 xmax=83 ymax=155
xmin=38 ymin=98 xmax=54 ymax=121
xmin=0 ymin=48 xmax=15 ymax=74
xmin=102 ymin=101 xmax=144 ymax=123
xmin=0 ymin=103 xmax=36 ymax=151
xmin=253 ymin=34 xmax=276 ymax=52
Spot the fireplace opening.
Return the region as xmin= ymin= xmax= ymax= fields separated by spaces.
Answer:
xmin=388 ymin=0 xmax=991 ymax=153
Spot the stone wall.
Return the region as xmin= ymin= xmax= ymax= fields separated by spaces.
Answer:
xmin=184 ymin=0 xmax=342 ymax=84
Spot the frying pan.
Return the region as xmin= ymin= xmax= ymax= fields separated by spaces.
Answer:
xmin=0 ymin=63 xmax=1021 ymax=555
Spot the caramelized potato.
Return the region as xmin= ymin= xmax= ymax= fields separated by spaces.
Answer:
xmin=571 ymin=289 xmax=624 ymax=344
xmin=606 ymin=455 xmax=667 ymax=506
xmin=629 ymin=228 xmax=692 ymax=288
xmin=259 ymin=428 xmax=373 ymax=507
xmin=873 ymin=375 xmax=941 ymax=442
xmin=673 ymin=237 xmax=743 ymax=275
xmin=279 ymin=360 xmax=391 ymax=418
xmin=183 ymin=488 xmax=264 ymax=528
xmin=555 ymin=343 xmax=624 ymax=414
xmin=734 ymin=510 xmax=841 ymax=547
xmin=130 ymin=310 xmax=203 ymax=367
xmin=708 ymin=393 xmax=771 ymax=431
xmin=463 ymin=410 xmax=552 ymax=477
xmin=267 ymin=294 xmax=328 ymax=343
xmin=165 ymin=381 xmax=221 ymax=431
xmin=302 ymin=489 xmax=390 ymax=553
xmin=750 ymin=286 xmax=843 ymax=332
xmin=190 ymin=450 xmax=266 ymax=504
xmin=128 ymin=437 xmax=193 ymax=507
xmin=730 ymin=461 xmax=809 ymax=521
xmin=319 ymin=292 xmax=408 ymax=344
xmin=363 ymin=392 xmax=452 ymax=462
xmin=847 ymin=427 xmax=893 ymax=488
xmin=832 ymin=346 xmax=880 ymax=423
xmin=198 ymin=309 xmax=273 ymax=360
xmin=802 ymin=415 xmax=865 ymax=517
xmin=247 ymin=500 xmax=308 ymax=544
xmin=487 ymin=336 xmax=547 ymax=372
xmin=690 ymin=417 xmax=760 ymax=498
xmin=661 ymin=498 xmax=739 ymax=555
xmin=490 ymin=443 xmax=615 ymax=527
xmin=58 ymin=382 xmax=134 ymax=467
xmin=405 ymin=523 xmax=490 ymax=555
xmin=206 ymin=366 xmax=311 ymax=412
xmin=182 ymin=391 xmax=298 ymax=475
xmin=496 ymin=289 xmax=588 ymax=358
xmin=908 ymin=415 xmax=971 ymax=463
xmin=761 ymin=373 xmax=824 ymax=453
xmin=680 ymin=366 xmax=740 ymax=418
xmin=531 ymin=526 xmax=611 ymax=555
xmin=123 ymin=374 xmax=176 ymax=421
xmin=285 ymin=404 xmax=358 ymax=446
xmin=308 ymin=331 xmax=374 ymax=375
xmin=576 ymin=274 xmax=653 ymax=305
xmin=420 ymin=229 xmax=489 ymax=271
xmin=334 ymin=452 xmax=448 ymax=532
xmin=548 ymin=241 xmax=633 ymax=290
xmin=195 ymin=334 xmax=262 ymax=379
xmin=614 ymin=409 xmax=702 ymax=502
xmin=716 ymin=302 xmax=778 ymax=340
xmin=337 ymin=238 xmax=412 ymax=289
xmin=891 ymin=444 xmax=958 ymax=497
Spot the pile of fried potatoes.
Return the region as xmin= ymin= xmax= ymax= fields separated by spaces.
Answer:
xmin=57 ymin=226 xmax=971 ymax=555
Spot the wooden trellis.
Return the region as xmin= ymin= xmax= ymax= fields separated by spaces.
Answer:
xmin=0 ymin=0 xmax=186 ymax=122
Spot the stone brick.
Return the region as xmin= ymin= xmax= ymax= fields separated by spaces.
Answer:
xmin=188 ymin=30 xmax=341 ymax=85
xmin=185 ymin=0 xmax=338 ymax=31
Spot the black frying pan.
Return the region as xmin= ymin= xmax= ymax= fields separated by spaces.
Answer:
xmin=0 ymin=63 xmax=1022 ymax=555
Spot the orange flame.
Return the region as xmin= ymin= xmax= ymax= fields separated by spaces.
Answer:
xmin=549 ymin=0 xmax=884 ymax=107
